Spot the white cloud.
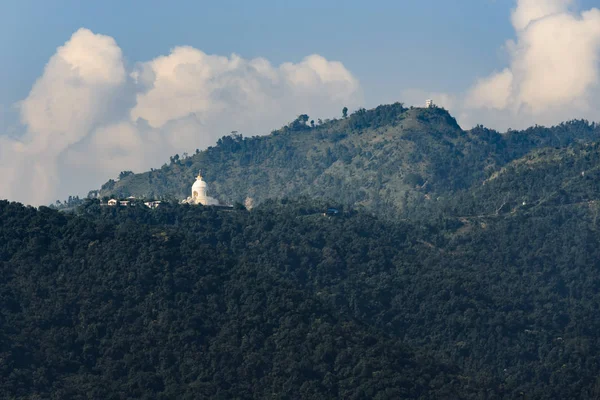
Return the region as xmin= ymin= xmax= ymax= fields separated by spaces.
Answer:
xmin=0 ymin=29 xmax=362 ymax=205
xmin=1 ymin=28 xmax=126 ymax=205
xmin=465 ymin=69 xmax=513 ymax=110
xmin=512 ymin=9 xmax=600 ymax=112
xmin=66 ymin=122 xmax=145 ymax=171
xmin=20 ymin=28 xmax=125 ymax=147
xmin=408 ymin=0 xmax=600 ymax=131
xmin=130 ymin=49 xmax=360 ymax=130
xmin=510 ymin=0 xmax=573 ymax=31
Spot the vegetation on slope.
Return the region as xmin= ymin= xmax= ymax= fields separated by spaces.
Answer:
xmin=5 ymin=195 xmax=600 ymax=398
xmin=93 ymin=105 xmax=600 ymax=218
xmin=412 ymin=141 xmax=600 ymax=221
xmin=20 ymin=103 xmax=600 ymax=399
xmin=0 ymin=200 xmax=475 ymax=399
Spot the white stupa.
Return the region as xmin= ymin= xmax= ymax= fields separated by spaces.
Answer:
xmin=192 ymin=172 xmax=208 ymax=204
xmin=183 ymin=171 xmax=219 ymax=205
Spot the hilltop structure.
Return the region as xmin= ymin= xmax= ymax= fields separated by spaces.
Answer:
xmin=182 ymin=172 xmax=220 ymax=206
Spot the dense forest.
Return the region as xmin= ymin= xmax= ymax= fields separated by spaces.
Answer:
xmin=4 ymin=193 xmax=600 ymax=398
xmin=1 ymin=200 xmax=476 ymax=399
xmin=6 ymin=103 xmax=600 ymax=398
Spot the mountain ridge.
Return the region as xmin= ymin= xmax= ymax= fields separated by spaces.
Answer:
xmin=91 ymin=103 xmax=600 ymax=218
xmin=10 ymin=104 xmax=600 ymax=399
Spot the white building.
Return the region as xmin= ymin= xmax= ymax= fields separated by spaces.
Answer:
xmin=107 ymin=199 xmax=118 ymax=206
xmin=425 ymin=99 xmax=434 ymax=108
xmin=182 ymin=172 xmax=219 ymax=206
xmin=192 ymin=173 xmax=208 ymax=204
xmin=144 ymin=201 xmax=162 ymax=209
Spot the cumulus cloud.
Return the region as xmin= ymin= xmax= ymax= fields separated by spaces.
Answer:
xmin=129 ymin=49 xmax=359 ymax=132
xmin=0 ymin=29 xmax=362 ymax=205
xmin=510 ymin=0 xmax=574 ymax=31
xmin=20 ymin=28 xmax=125 ymax=145
xmin=465 ymin=69 xmax=513 ymax=110
xmin=1 ymin=28 xmax=126 ymax=205
xmin=406 ymin=0 xmax=600 ymax=131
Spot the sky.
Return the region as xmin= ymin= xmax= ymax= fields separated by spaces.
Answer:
xmin=1 ymin=0 xmax=600 ymax=204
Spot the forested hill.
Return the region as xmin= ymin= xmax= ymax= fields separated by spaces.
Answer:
xmin=94 ymin=103 xmax=600 ymax=215
xmin=4 ymin=196 xmax=600 ymax=398
xmin=0 ymin=200 xmax=475 ymax=399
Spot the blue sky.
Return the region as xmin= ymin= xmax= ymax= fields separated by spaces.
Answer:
xmin=2 ymin=0 xmax=600 ymax=204
xmin=1 ymin=0 xmax=516 ymax=112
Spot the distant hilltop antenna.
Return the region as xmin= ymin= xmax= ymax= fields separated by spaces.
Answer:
xmin=425 ymin=99 xmax=434 ymax=108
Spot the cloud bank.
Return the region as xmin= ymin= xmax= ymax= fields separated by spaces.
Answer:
xmin=0 ymin=28 xmax=362 ymax=205
xmin=405 ymin=0 xmax=600 ymax=131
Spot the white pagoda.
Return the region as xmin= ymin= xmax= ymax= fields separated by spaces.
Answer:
xmin=183 ymin=171 xmax=219 ymax=205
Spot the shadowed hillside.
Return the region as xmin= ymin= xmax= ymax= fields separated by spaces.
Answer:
xmin=6 ymin=194 xmax=600 ymax=398
xmin=0 ymin=200 xmax=477 ymax=399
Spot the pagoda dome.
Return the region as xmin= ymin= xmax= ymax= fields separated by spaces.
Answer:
xmin=192 ymin=176 xmax=207 ymax=190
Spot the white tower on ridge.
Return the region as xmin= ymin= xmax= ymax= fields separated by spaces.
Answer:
xmin=425 ymin=99 xmax=434 ymax=108
xmin=191 ymin=171 xmax=208 ymax=205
